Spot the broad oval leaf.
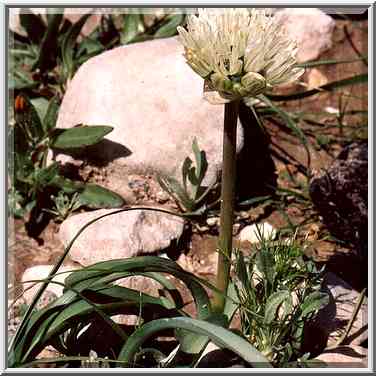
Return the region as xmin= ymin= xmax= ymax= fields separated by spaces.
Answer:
xmin=77 ymin=183 xmax=125 ymax=208
xmin=154 ymin=14 xmax=185 ymax=38
xmin=264 ymin=290 xmax=291 ymax=324
xmin=43 ymin=96 xmax=60 ymax=133
xmin=61 ymin=14 xmax=91 ymax=79
xmin=30 ymin=97 xmax=49 ymax=124
xmin=121 ymin=13 xmax=142 ymax=45
xmin=300 ymin=291 xmax=329 ymax=318
xmin=49 ymin=125 xmax=113 ymax=149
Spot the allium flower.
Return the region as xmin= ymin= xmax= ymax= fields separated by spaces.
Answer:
xmin=177 ymin=8 xmax=304 ymax=103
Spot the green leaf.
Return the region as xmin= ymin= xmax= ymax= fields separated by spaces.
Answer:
xmin=61 ymin=14 xmax=91 ymax=79
xmin=264 ymin=290 xmax=291 ymax=324
xmin=49 ymin=125 xmax=113 ymax=149
xmin=157 ymin=176 xmax=193 ymax=211
xmin=77 ymin=184 xmax=125 ymax=208
xmin=177 ymin=312 xmax=228 ymax=354
xmin=256 ymin=248 xmax=276 ymax=288
xmin=117 ymin=317 xmax=272 ymax=367
xmin=65 ymin=256 xmax=211 ymax=321
xmin=19 ymin=9 xmax=46 ymax=44
xmin=300 ymin=291 xmax=329 ymax=318
xmin=33 ymin=10 xmax=63 ymax=72
xmin=34 ymin=163 xmax=60 ymax=189
xmin=238 ymin=195 xmax=272 ymax=207
xmin=191 ymin=137 xmax=202 ymax=181
xmin=235 ymin=251 xmax=249 ymax=289
xmin=21 ymin=311 xmax=61 ymax=362
xmin=296 ymin=57 xmax=366 ymax=68
xmin=76 ymin=38 xmax=105 ymax=65
xmin=94 ymin=271 xmax=184 ymax=310
xmin=9 ymin=122 xmax=29 ymax=157
xmin=181 ymin=157 xmax=192 ymax=192
xmin=259 ymin=95 xmax=308 ymax=147
xmin=30 ymin=97 xmax=49 ymax=124
xmin=43 ymin=96 xmax=60 ymax=133
xmin=190 ymin=137 xmax=208 ymax=199
xmin=266 ymin=74 xmax=368 ymax=102
xmin=154 ymin=14 xmax=185 ymax=38
xmin=49 ymin=175 xmax=84 ymax=194
xmin=46 ymin=285 xmax=176 ymax=335
xmin=121 ymin=13 xmax=142 ymax=44
xmin=9 ymin=70 xmax=38 ymax=90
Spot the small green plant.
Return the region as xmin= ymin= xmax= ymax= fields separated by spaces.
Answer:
xmin=120 ymin=11 xmax=186 ymax=45
xmin=158 ymin=138 xmax=219 ymax=215
xmin=233 ymin=228 xmax=329 ymax=366
xmin=8 ymin=93 xmax=125 ymax=235
xmin=43 ymin=192 xmax=83 ymax=222
xmin=11 ymin=10 xmax=104 ymax=94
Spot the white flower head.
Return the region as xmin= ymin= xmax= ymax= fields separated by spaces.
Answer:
xmin=177 ymin=8 xmax=304 ymax=104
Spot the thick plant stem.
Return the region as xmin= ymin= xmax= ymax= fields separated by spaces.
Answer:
xmin=213 ymin=100 xmax=240 ymax=313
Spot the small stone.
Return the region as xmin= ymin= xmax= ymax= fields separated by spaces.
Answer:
xmin=238 ymin=211 xmax=250 ymax=220
xmin=307 ymin=68 xmax=329 ymax=90
xmin=155 ymin=190 xmax=170 ymax=204
xmin=238 ymin=222 xmax=276 ymax=245
xmin=59 ymin=208 xmax=185 ymax=266
xmin=206 ymin=217 xmax=219 ymax=227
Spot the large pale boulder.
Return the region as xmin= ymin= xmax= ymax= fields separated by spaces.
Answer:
xmin=59 ymin=208 xmax=185 ymax=266
xmin=55 ymin=37 xmax=244 ymax=186
xmin=275 ymin=8 xmax=336 ymax=62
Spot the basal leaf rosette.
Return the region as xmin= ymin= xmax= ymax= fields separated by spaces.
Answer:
xmin=177 ymin=8 xmax=304 ymax=104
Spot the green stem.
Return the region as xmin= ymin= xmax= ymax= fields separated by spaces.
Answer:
xmin=213 ymin=99 xmax=240 ymax=313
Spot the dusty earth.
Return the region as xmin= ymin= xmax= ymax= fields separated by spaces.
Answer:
xmin=7 ymin=15 xmax=368 ymax=365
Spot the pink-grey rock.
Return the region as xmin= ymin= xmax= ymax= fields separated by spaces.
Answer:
xmin=55 ymin=37 xmax=244 ymax=186
xmin=274 ymin=8 xmax=336 ymax=62
xmin=238 ymin=222 xmax=276 ymax=245
xmin=21 ymin=264 xmax=79 ymax=307
xmin=314 ymin=272 xmax=368 ymax=347
xmin=315 ymin=345 xmax=368 ymax=368
xmin=59 ymin=208 xmax=185 ymax=266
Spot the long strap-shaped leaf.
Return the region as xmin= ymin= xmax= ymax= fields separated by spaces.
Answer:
xmin=117 ymin=317 xmax=272 ymax=368
xmin=15 ymin=281 xmax=180 ymax=365
xmin=266 ymin=73 xmax=367 ymax=102
xmin=65 ymin=256 xmax=211 ymax=320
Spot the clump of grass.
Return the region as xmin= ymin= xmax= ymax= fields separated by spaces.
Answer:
xmin=233 ymin=228 xmax=328 ymax=366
